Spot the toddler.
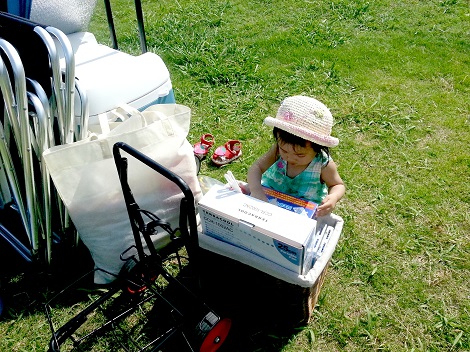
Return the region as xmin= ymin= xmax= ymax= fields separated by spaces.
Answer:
xmin=246 ymin=95 xmax=345 ymax=217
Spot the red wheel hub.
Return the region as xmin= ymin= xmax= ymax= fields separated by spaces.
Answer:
xmin=199 ymin=318 xmax=232 ymax=352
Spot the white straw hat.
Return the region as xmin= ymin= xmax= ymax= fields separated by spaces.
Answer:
xmin=264 ymin=96 xmax=339 ymax=147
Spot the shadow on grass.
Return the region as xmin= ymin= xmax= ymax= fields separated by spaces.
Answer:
xmin=196 ymin=250 xmax=309 ymax=352
xmin=0 ymin=242 xmax=307 ymax=352
xmin=0 ymin=236 xmax=96 ymax=319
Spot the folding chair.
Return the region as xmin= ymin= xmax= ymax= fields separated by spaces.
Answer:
xmin=0 ymin=11 xmax=77 ymax=268
xmin=0 ymin=38 xmax=41 ymax=262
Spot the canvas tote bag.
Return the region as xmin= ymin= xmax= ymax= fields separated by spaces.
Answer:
xmin=43 ymin=104 xmax=202 ymax=284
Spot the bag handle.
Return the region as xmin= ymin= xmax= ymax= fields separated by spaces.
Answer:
xmin=95 ymin=104 xmax=144 ymax=135
xmin=142 ymin=110 xmax=174 ymax=136
xmin=157 ymin=111 xmax=174 ymax=136
xmin=108 ymin=111 xmax=147 ymax=136
xmin=115 ymin=104 xmax=142 ymax=119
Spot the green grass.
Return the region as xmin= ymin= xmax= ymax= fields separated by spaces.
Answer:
xmin=1 ymin=0 xmax=469 ymax=351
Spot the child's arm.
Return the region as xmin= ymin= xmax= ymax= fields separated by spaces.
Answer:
xmin=317 ymin=160 xmax=345 ymax=217
xmin=246 ymin=144 xmax=278 ymax=201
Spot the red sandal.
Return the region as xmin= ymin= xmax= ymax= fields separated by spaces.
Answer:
xmin=193 ymin=133 xmax=215 ymax=160
xmin=211 ymin=140 xmax=242 ymax=167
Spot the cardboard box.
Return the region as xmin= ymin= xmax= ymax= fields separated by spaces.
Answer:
xmin=262 ymin=186 xmax=318 ymax=218
xmin=198 ymin=185 xmax=317 ymax=274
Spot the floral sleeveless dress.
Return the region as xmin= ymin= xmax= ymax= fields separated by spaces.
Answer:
xmin=261 ymin=150 xmax=330 ymax=203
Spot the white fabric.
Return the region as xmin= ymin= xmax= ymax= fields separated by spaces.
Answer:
xmin=43 ymin=104 xmax=202 ymax=284
xmin=30 ymin=0 xmax=97 ymax=34
xmin=198 ymin=213 xmax=343 ymax=288
xmin=88 ymin=104 xmax=143 ymax=135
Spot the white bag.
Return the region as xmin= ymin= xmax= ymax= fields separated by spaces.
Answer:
xmin=43 ymin=104 xmax=202 ymax=284
xmin=87 ymin=104 xmax=143 ymax=135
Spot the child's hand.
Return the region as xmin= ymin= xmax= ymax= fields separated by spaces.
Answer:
xmin=316 ymin=195 xmax=337 ymax=217
xmin=239 ymin=183 xmax=250 ymax=195
xmin=240 ymin=183 xmax=269 ymax=202
xmin=249 ymin=189 xmax=268 ymax=202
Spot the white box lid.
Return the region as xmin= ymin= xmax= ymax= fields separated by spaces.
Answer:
xmin=199 ymin=185 xmax=316 ymax=247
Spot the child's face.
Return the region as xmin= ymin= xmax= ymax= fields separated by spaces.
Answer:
xmin=277 ymin=141 xmax=316 ymax=167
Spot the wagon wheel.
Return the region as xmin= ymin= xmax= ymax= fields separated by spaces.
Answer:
xmin=195 ymin=312 xmax=232 ymax=352
xmin=120 ymin=258 xmax=158 ymax=295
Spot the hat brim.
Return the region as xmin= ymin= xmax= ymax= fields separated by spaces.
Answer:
xmin=264 ymin=116 xmax=339 ymax=147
